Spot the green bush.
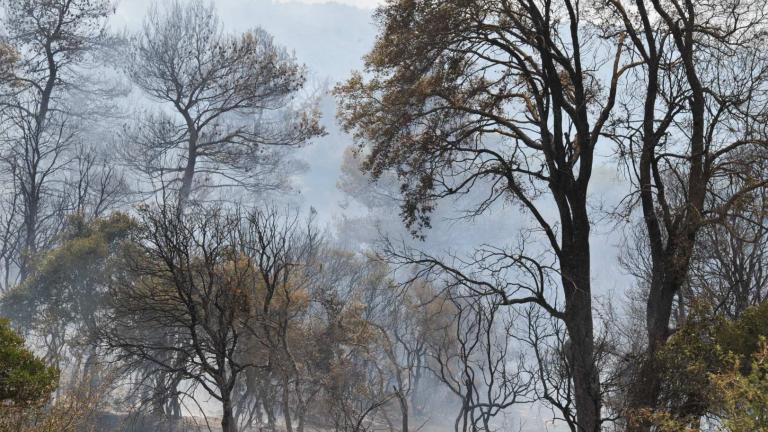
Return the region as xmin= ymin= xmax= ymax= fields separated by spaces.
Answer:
xmin=0 ymin=318 xmax=58 ymax=407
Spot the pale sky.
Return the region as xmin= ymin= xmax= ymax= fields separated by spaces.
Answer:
xmin=277 ymin=0 xmax=382 ymax=7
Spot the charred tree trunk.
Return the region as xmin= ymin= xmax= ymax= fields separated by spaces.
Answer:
xmin=221 ymin=394 xmax=236 ymax=432
xmin=178 ymin=114 xmax=199 ymax=204
xmin=561 ymin=211 xmax=601 ymax=432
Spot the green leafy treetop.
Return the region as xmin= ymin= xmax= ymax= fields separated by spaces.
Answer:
xmin=0 ymin=212 xmax=135 ymax=363
xmin=0 ymin=318 xmax=58 ymax=407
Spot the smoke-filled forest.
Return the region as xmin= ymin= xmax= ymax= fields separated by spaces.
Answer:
xmin=2 ymin=0 xmax=768 ymax=431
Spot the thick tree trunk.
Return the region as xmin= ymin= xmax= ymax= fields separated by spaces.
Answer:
xmin=19 ymin=177 xmax=40 ymax=282
xmin=627 ymin=273 xmax=676 ymax=429
xmin=221 ymin=394 xmax=236 ymax=432
xmin=178 ymin=118 xmax=199 ymax=204
xmin=562 ymin=239 xmax=601 ymax=432
xmin=566 ymin=309 xmax=600 ymax=432
xmin=179 ymin=147 xmax=196 ymax=203
xmin=629 ymin=239 xmax=697 ymax=429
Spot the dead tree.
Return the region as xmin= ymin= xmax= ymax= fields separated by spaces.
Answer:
xmin=122 ymin=0 xmax=324 ymax=203
xmin=101 ymin=203 xmax=323 ymax=432
xmin=427 ymin=294 xmax=533 ymax=432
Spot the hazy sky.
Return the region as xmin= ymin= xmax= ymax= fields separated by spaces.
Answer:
xmin=277 ymin=0 xmax=382 ymax=7
xmin=112 ymin=0 xmax=631 ymax=274
xmin=112 ymin=0 xmax=632 ymax=292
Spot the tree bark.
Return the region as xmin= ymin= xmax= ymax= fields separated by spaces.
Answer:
xmin=221 ymin=394 xmax=236 ymax=432
xmin=282 ymin=377 xmax=293 ymax=432
xmin=561 ymin=221 xmax=601 ymax=432
xmin=393 ymin=386 xmax=408 ymax=432
xmin=178 ymin=111 xmax=199 ymax=204
xmin=179 ymin=132 xmax=198 ymax=203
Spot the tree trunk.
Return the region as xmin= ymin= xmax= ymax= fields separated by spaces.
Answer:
xmin=19 ymin=192 xmax=39 ymax=281
xmin=261 ymin=391 xmax=276 ymax=431
xmin=629 ymin=243 xmax=695 ymax=430
xmin=222 ymin=394 xmax=236 ymax=432
xmin=562 ymin=260 xmax=600 ymax=432
xmin=397 ymin=389 xmax=408 ymax=432
xmin=400 ymin=394 xmax=408 ymax=432
xmin=178 ymin=120 xmax=199 ymax=203
xmin=151 ymin=375 xmax=165 ymax=416
xmin=179 ymin=147 xmax=196 ymax=203
xmin=560 ymin=204 xmax=601 ymax=432
xmin=282 ymin=377 xmax=293 ymax=432
xmin=411 ymin=351 xmax=424 ymax=416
